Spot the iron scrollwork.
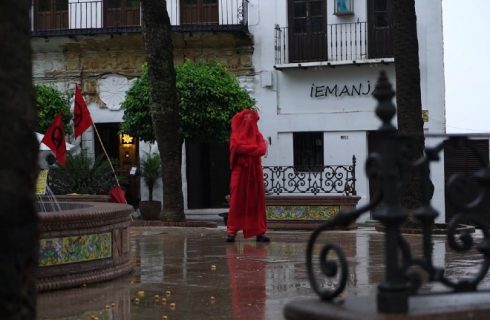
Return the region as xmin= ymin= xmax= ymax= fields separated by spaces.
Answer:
xmin=263 ymin=156 xmax=357 ymax=196
xmin=306 ymin=71 xmax=490 ymax=313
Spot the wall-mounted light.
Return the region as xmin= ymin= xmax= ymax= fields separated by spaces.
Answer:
xmin=334 ymin=0 xmax=354 ymax=16
xmin=120 ymin=133 xmax=135 ymax=145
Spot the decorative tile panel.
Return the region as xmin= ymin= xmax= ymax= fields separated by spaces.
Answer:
xmin=266 ymin=205 xmax=339 ymax=220
xmin=39 ymin=233 xmax=112 ymax=267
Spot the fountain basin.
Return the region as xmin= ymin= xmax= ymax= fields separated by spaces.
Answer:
xmin=38 ymin=202 xmax=133 ymax=291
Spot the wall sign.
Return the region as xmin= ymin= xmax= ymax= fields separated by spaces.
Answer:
xmin=309 ymin=81 xmax=373 ymax=98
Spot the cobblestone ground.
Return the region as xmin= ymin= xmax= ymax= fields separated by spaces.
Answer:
xmin=38 ymin=226 xmax=490 ymax=320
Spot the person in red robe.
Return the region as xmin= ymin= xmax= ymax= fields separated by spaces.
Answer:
xmin=227 ymin=109 xmax=270 ymax=242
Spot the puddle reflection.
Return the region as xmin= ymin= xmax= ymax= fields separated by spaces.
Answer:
xmin=227 ymin=243 xmax=267 ymax=320
xmin=38 ymin=227 xmax=490 ymax=320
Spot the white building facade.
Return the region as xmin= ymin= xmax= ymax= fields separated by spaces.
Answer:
xmin=31 ymin=0 xmax=452 ymax=223
xmin=247 ymin=0 xmax=446 ymax=222
xmin=30 ymin=0 xmax=254 ymax=211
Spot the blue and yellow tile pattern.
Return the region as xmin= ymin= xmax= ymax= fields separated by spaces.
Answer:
xmin=266 ymin=205 xmax=339 ymax=220
xmin=39 ymin=232 xmax=112 ymax=266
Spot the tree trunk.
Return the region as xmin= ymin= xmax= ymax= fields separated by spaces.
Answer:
xmin=391 ymin=0 xmax=432 ymax=210
xmin=141 ymin=0 xmax=185 ymax=221
xmin=0 ymin=1 xmax=40 ymax=319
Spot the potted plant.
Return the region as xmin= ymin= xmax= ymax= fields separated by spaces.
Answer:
xmin=48 ymin=153 xmax=118 ymax=196
xmin=139 ymin=152 xmax=161 ymax=220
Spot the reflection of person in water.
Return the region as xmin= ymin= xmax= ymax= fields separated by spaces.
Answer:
xmin=226 ymin=243 xmax=267 ymax=320
xmin=227 ymin=109 xmax=270 ymax=243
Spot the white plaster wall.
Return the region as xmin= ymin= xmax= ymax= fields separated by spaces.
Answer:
xmin=415 ymin=0 xmax=446 ymax=222
xmin=415 ymin=0 xmax=446 ymax=134
xmin=325 ymin=131 xmax=369 ymax=207
xmin=87 ymin=103 xmax=124 ymax=123
xmin=276 ymin=66 xmax=395 ymax=121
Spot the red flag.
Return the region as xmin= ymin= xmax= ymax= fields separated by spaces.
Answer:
xmin=109 ymin=186 xmax=127 ymax=204
xmin=41 ymin=113 xmax=66 ymax=166
xmin=74 ymin=85 xmax=93 ymax=138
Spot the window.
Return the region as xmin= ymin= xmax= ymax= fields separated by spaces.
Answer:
xmin=38 ymin=0 xmax=51 ymax=12
xmin=107 ymin=0 xmax=122 ymax=9
xmin=368 ymin=0 xmax=392 ymax=58
xmin=127 ymin=0 xmax=140 ymax=8
xmin=293 ymin=132 xmax=324 ymax=170
xmin=334 ymin=0 xmax=354 ymax=16
xmin=55 ymin=0 xmax=68 ymax=11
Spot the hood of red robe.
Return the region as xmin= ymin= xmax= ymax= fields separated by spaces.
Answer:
xmin=229 ymin=109 xmax=261 ymax=169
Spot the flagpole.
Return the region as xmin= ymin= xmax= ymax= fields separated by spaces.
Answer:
xmin=75 ymin=85 xmax=131 ymax=215
xmin=92 ymin=123 xmax=120 ymax=187
xmin=92 ymin=124 xmax=134 ymax=221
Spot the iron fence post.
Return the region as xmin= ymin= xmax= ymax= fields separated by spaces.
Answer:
xmin=371 ymin=71 xmax=410 ymax=313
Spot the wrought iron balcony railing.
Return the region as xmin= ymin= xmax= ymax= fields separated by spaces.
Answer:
xmin=274 ymin=22 xmax=392 ymax=65
xmin=263 ymin=156 xmax=357 ymax=196
xmin=31 ymin=0 xmax=248 ymax=37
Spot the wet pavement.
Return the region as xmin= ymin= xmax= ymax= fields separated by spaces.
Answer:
xmin=38 ymin=226 xmax=490 ymax=320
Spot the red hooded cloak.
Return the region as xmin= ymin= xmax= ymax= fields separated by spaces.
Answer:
xmin=227 ymin=109 xmax=267 ymax=238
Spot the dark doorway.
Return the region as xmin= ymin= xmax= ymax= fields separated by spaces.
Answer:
xmin=186 ymin=141 xmax=229 ymax=209
xmin=181 ymin=0 xmax=219 ymax=25
xmin=94 ymin=123 xmax=140 ymax=207
xmin=444 ymin=139 xmax=490 ymax=226
xmin=105 ymin=0 xmax=141 ymax=28
xmin=287 ymin=0 xmax=327 ymax=62
xmin=367 ymin=0 xmax=392 ymax=59
xmin=34 ymin=0 xmax=68 ymax=31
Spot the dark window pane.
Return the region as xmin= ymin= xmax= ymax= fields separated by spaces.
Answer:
xmin=55 ymin=0 xmax=67 ymax=11
xmin=310 ymin=17 xmax=324 ymax=32
xmin=107 ymin=0 xmax=121 ymax=9
xmin=184 ymin=0 xmax=198 ymax=4
xmin=374 ymin=0 xmax=387 ymax=11
xmin=294 ymin=19 xmax=307 ymax=33
xmin=309 ymin=1 xmax=323 ymax=16
xmin=203 ymin=0 xmax=217 ymax=4
xmin=38 ymin=0 xmax=50 ymax=12
xmin=293 ymin=2 xmax=306 ymax=18
xmin=375 ymin=13 xmax=388 ymax=27
xmin=127 ymin=0 xmax=140 ymax=8
xmin=293 ymin=132 xmax=324 ymax=170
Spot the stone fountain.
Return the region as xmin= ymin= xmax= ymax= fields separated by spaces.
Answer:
xmin=36 ymin=153 xmax=133 ymax=291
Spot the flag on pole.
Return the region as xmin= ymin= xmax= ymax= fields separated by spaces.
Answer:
xmin=41 ymin=113 xmax=66 ymax=166
xmin=74 ymin=84 xmax=93 ymax=138
xmin=109 ymin=186 xmax=127 ymax=204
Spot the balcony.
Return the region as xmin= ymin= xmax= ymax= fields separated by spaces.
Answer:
xmin=31 ymin=0 xmax=248 ymax=37
xmin=274 ymin=22 xmax=393 ymax=68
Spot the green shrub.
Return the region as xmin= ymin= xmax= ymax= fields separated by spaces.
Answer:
xmin=120 ymin=70 xmax=153 ymax=142
xmin=121 ymin=61 xmax=255 ymax=143
xmin=48 ymin=153 xmax=117 ymax=194
xmin=35 ymin=84 xmax=73 ymax=135
xmin=177 ymin=61 xmax=255 ymax=142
